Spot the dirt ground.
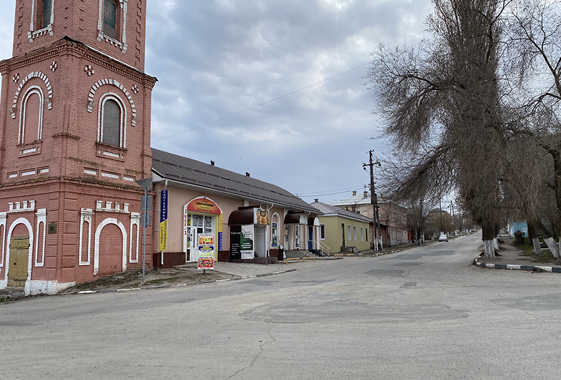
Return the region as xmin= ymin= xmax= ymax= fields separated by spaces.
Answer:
xmin=65 ymin=264 xmax=240 ymax=293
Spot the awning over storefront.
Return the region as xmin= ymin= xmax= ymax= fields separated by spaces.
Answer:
xmin=285 ymin=212 xmax=307 ymax=224
xmin=308 ymin=217 xmax=320 ymax=226
xmin=228 ymin=208 xmax=255 ymax=225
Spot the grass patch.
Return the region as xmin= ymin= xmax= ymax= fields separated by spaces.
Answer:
xmin=515 ymin=241 xmax=557 ymax=263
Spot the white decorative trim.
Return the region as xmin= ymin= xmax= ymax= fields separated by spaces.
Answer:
xmin=0 ymin=213 xmax=6 ymax=267
xmin=12 ymin=72 xmax=53 ymax=119
xmin=79 ymin=209 xmax=94 ymax=266
xmin=19 ymin=86 xmax=45 ymax=143
xmin=1 ymin=218 xmax=34 ymax=295
xmin=84 ymin=169 xmax=98 ymax=176
xmin=93 ymin=218 xmax=128 ymax=276
xmin=21 ymin=170 xmax=36 ymax=177
xmin=97 ymin=0 xmax=129 ymax=53
xmin=98 ymin=92 xmax=127 ymax=148
xmin=8 ymin=201 xmax=36 ymax=213
xmin=22 ymin=148 xmax=38 ymax=154
xmin=8 ymin=173 xmax=18 ymax=179
xmin=102 ymin=151 xmax=121 ymax=158
xmin=35 ymin=209 xmax=47 ymax=267
xmin=28 ymin=0 xmax=55 ymax=43
xmin=96 ymin=200 xmax=131 ymax=214
xmin=39 ymin=168 xmax=49 ymax=174
xmin=102 ymin=172 xmax=120 ymax=179
xmin=129 ymin=212 xmax=140 ymax=263
xmin=123 ymin=176 xmax=134 ymax=182
xmin=89 ymin=79 xmax=136 ymax=126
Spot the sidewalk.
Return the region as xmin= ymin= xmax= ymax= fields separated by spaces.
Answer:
xmin=474 ymin=236 xmax=561 ymax=273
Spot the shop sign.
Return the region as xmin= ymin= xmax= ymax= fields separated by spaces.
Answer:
xmin=197 ymin=234 xmax=215 ymax=270
xmin=218 ymin=213 xmax=223 ymax=251
xmin=160 ymin=190 xmax=168 ymax=251
xmin=230 ymin=226 xmax=241 ymax=260
xmin=271 ymin=222 xmax=278 ymax=247
xmin=255 ymin=208 xmax=270 ymax=226
xmin=241 ymin=225 xmax=254 ymax=259
xmin=188 ymin=198 xmax=221 ymax=215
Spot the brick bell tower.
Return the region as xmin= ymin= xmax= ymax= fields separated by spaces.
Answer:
xmin=0 ymin=0 xmax=157 ymax=295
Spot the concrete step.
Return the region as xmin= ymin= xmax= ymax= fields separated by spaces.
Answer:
xmin=0 ymin=287 xmax=25 ymax=300
xmin=284 ymin=250 xmax=318 ymax=259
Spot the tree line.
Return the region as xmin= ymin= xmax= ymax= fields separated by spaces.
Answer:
xmin=367 ymin=0 xmax=561 ymax=258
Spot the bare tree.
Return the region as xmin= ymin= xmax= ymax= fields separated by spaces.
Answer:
xmin=368 ymin=0 xmax=511 ymax=257
xmin=506 ymin=0 xmax=561 ymax=258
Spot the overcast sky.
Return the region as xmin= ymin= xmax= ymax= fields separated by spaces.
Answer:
xmin=0 ymin=0 xmax=433 ymax=203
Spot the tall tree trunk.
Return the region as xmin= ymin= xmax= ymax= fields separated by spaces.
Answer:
xmin=482 ymin=225 xmax=496 ymax=258
xmin=527 ymin=221 xmax=543 ymax=255
xmin=543 ymin=237 xmax=560 ymax=259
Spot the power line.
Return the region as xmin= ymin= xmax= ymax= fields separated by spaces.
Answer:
xmin=152 ymin=62 xmax=371 ymax=143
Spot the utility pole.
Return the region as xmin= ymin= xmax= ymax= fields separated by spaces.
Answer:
xmin=363 ymin=150 xmax=381 ymax=251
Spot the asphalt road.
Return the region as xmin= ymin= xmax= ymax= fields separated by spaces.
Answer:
xmin=1 ymin=234 xmax=560 ymax=380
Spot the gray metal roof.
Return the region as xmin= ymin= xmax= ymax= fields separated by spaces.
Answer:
xmin=151 ymin=148 xmax=320 ymax=214
xmin=311 ymin=202 xmax=372 ymax=223
xmin=324 ymin=192 xmax=390 ymax=207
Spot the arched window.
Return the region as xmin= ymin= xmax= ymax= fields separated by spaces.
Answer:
xmin=103 ymin=0 xmax=118 ymax=39
xmin=101 ymin=99 xmax=121 ymax=146
xmin=19 ymin=87 xmax=44 ymax=145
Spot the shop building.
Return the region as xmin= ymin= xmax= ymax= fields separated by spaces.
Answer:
xmin=325 ymin=191 xmax=413 ymax=248
xmin=311 ymin=201 xmax=372 ymax=253
xmin=151 ymin=149 xmax=321 ymax=267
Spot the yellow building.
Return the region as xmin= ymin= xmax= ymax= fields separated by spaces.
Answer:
xmin=311 ymin=201 xmax=372 ymax=254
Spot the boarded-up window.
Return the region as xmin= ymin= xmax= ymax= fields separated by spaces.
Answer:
xmin=23 ymin=92 xmax=41 ymax=144
xmin=102 ymin=99 xmax=121 ymax=146
xmin=104 ymin=0 xmax=118 ymax=39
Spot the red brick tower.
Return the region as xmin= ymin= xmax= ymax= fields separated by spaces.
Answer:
xmin=0 ymin=0 xmax=156 ymax=294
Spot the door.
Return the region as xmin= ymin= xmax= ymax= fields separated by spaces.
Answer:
xmin=308 ymin=226 xmax=313 ymax=250
xmin=8 ymin=237 xmax=30 ymax=287
xmin=341 ymin=223 xmax=345 ymax=247
xmin=255 ymin=226 xmax=266 ymax=257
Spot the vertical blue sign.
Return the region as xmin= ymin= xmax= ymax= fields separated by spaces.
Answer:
xmin=160 ymin=190 xmax=168 ymax=251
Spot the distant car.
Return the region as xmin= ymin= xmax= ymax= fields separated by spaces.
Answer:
xmin=439 ymin=234 xmax=448 ymax=242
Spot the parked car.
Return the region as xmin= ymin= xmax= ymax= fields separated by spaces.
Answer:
xmin=439 ymin=233 xmax=448 ymax=242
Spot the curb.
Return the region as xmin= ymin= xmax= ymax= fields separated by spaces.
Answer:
xmin=70 ymin=268 xmax=298 ymax=296
xmin=473 ymin=259 xmax=561 ymax=273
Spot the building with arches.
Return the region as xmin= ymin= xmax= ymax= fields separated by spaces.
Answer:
xmin=151 ymin=149 xmax=320 ymax=268
xmin=0 ymin=1 xmax=320 ymax=295
xmin=0 ymin=0 xmax=156 ymax=295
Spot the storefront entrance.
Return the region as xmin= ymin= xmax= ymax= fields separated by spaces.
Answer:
xmin=186 ymin=214 xmax=216 ymax=262
xmin=8 ymin=237 xmax=29 ymax=287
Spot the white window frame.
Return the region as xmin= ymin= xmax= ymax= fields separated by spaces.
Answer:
xmin=19 ymin=86 xmax=45 ymax=145
xmin=98 ymin=93 xmax=127 ymax=148
xmin=28 ymin=0 xmax=55 ymax=42
xmin=320 ymin=224 xmax=325 ymax=240
xmin=97 ymin=0 xmax=129 ymax=53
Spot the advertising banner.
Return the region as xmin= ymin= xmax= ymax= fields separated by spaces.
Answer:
xmin=187 ymin=198 xmax=221 ymax=215
xmin=218 ymin=213 xmax=223 ymax=251
xmin=230 ymin=225 xmax=241 ymax=260
xmin=255 ymin=208 xmax=270 ymax=226
xmin=197 ymin=234 xmax=215 ymax=270
xmin=241 ymin=225 xmax=255 ymax=259
xmin=159 ymin=190 xmax=168 ymax=251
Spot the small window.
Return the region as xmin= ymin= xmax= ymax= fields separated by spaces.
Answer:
xmin=103 ymin=0 xmax=118 ymax=39
xmin=361 ymin=228 xmax=364 ymax=241
xmin=347 ymin=225 xmax=351 ymax=240
xmin=354 ymin=226 xmax=357 ymax=241
xmin=101 ymin=98 xmax=121 ymax=146
xmin=320 ymin=224 xmax=325 ymax=240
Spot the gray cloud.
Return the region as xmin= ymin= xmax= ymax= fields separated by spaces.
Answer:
xmin=0 ymin=0 xmax=432 ymax=202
